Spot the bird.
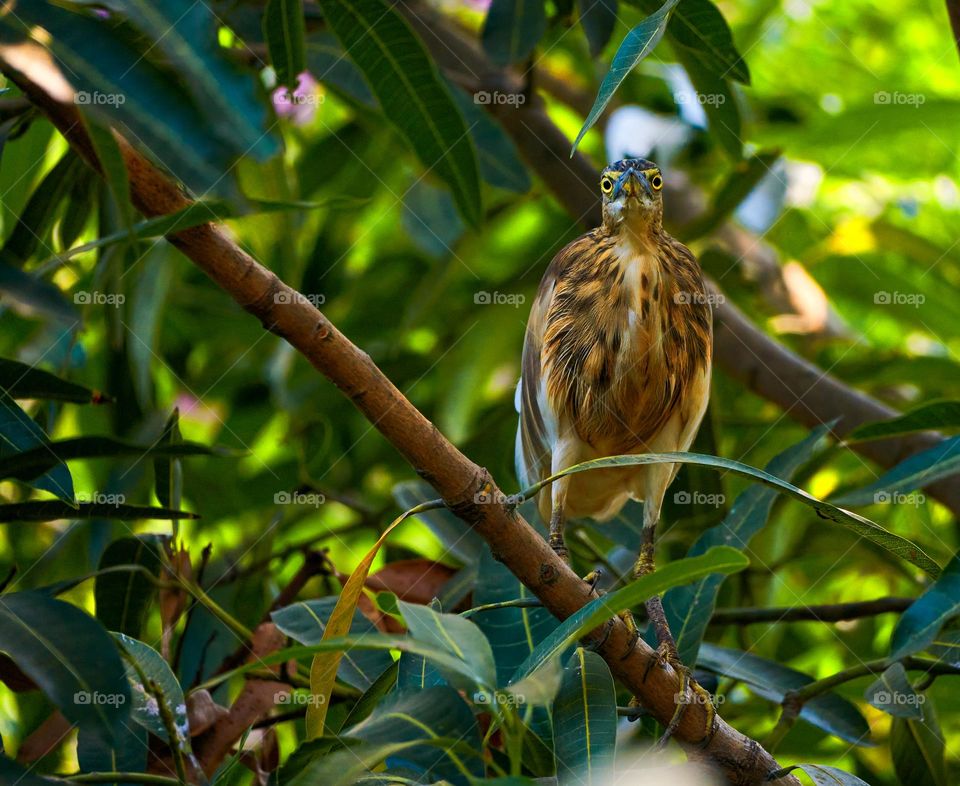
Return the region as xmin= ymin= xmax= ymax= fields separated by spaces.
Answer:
xmin=514 ymin=157 xmax=713 ymax=739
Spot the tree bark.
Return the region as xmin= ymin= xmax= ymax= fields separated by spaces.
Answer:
xmin=0 ymin=51 xmax=801 ymax=785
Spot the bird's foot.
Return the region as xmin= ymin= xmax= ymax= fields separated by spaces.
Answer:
xmin=548 ymin=532 xmax=570 ymax=565
xmin=648 ymin=641 xmax=717 ymax=750
xmin=618 ymin=607 xmax=641 ymax=661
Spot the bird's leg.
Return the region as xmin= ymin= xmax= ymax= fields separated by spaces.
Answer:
xmin=629 ymin=512 xmax=717 ymax=747
xmin=547 ymin=507 xmax=569 ymax=562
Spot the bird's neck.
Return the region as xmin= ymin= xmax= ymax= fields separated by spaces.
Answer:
xmin=604 ymin=215 xmax=664 ymax=254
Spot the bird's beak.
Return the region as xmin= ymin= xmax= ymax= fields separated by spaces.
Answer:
xmin=613 ymin=168 xmax=652 ymax=200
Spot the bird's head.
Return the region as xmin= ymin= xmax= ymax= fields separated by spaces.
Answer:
xmin=599 ymin=158 xmax=664 ymax=235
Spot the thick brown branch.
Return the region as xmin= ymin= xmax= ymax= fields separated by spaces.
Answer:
xmin=1 ymin=52 xmax=799 ymax=786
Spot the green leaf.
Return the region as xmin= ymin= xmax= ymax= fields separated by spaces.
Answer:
xmin=0 ymin=260 xmax=76 ymax=322
xmin=773 ymin=764 xmax=873 ymax=786
xmin=154 ymin=409 xmax=182 ymax=510
xmin=521 ymin=451 xmax=941 ymax=578
xmin=263 ymin=0 xmax=306 ymax=89
xmin=345 ymin=686 xmax=484 ymax=783
xmin=0 ymin=390 xmax=74 ymax=503
xmin=0 ymin=435 xmax=228 ymax=484
xmin=59 ymin=165 xmax=98 ymax=250
xmin=0 ymin=357 xmax=105 ymax=404
xmin=77 ymin=724 xmax=147 ymax=785
xmin=664 ymin=425 xmax=830 ymax=666
xmin=0 ymin=501 xmax=198 ymax=521
xmin=399 ymin=599 xmax=497 ymax=691
xmin=850 ymin=401 xmax=960 ymax=441
xmin=0 ymin=752 xmax=63 ymax=786
xmin=337 ymin=661 xmax=399 ymax=731
xmin=113 ymin=633 xmax=190 ymax=750
xmin=482 ymin=0 xmax=547 ymax=66
xmin=680 ymin=54 xmax=742 ymax=158
xmin=393 ymin=480 xmax=486 ymax=564
xmin=81 ymin=116 xmax=134 ymax=232
xmin=305 ymin=34 xmax=377 ymax=109
xmin=401 ymin=180 xmax=465 ymax=259
xmin=578 ymin=0 xmax=618 ymax=58
xmin=890 ymin=554 xmax=960 ymax=661
xmin=512 ymin=546 xmax=748 ymax=682
xmin=891 ymin=711 xmax=948 ymax=786
xmin=697 ymin=643 xmax=872 ymax=745
xmin=832 ymin=435 xmax=960 ymax=508
xmin=572 ymin=0 xmax=680 ymax=153
xmin=95 ymin=536 xmax=165 ymax=637
xmin=318 ymin=0 xmax=483 ymax=226
xmin=865 ymin=663 xmax=925 ymax=720
xmin=554 ymin=648 xmax=617 ymax=785
xmin=271 ymin=598 xmax=394 ymax=691
xmin=0 ymin=591 xmax=131 ymax=744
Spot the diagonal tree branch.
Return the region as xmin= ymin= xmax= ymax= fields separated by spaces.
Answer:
xmin=0 ymin=46 xmax=801 ymax=786
xmin=400 ymin=0 xmax=960 ymax=517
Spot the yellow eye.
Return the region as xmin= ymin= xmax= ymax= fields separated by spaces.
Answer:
xmin=650 ymin=173 xmax=663 ymax=191
xmin=600 ymin=176 xmax=614 ymax=194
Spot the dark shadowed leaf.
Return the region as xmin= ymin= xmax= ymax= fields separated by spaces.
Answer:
xmin=578 ymin=0 xmax=618 ymax=58
xmin=0 ymin=391 xmax=74 ymax=503
xmin=402 ymin=181 xmax=465 ymax=258
xmin=482 ymin=0 xmax=547 ymax=66
xmin=305 ymin=34 xmax=377 ymax=109
xmin=664 ymin=425 xmax=830 ymax=666
xmin=0 ymin=592 xmax=131 ymax=744
xmin=154 ymin=409 xmax=182 ymax=510
xmin=554 ymin=648 xmax=617 ymax=785
xmin=891 ymin=711 xmax=948 ymax=786
xmin=774 ymin=764 xmax=872 ymax=786
xmin=572 ymin=0 xmax=680 ymax=153
xmin=95 ymin=535 xmax=165 ymax=637
xmin=890 ymin=554 xmax=960 ymax=661
xmin=0 ymin=261 xmax=76 ymax=322
xmin=0 ymin=501 xmax=198 ymax=522
xmin=0 ymin=357 xmax=104 ymax=403
xmin=77 ymin=724 xmax=147 ymax=784
xmin=318 ymin=0 xmax=482 ymax=226
xmin=697 ymin=643 xmax=872 ymax=745
xmin=865 ymin=663 xmax=925 ymax=720
xmin=263 ymin=0 xmax=306 ymax=89
xmin=679 ymin=54 xmax=742 ymax=158
xmin=337 ymin=661 xmax=399 ymax=731
xmin=393 ymin=480 xmax=486 ymax=564
xmin=851 ymin=401 xmax=960 ymax=441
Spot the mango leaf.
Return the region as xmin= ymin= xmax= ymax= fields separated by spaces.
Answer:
xmin=305 ymin=34 xmax=377 ymax=109
xmin=512 ymin=546 xmax=748 ymax=682
xmin=679 ymin=54 xmax=742 ymax=158
xmin=0 ymin=357 xmax=105 ymax=404
xmin=345 ymin=686 xmax=484 ymax=784
xmin=0 ymin=391 xmax=74 ymax=503
xmin=0 ymin=752 xmax=64 ymax=786
xmin=0 ymin=261 xmax=76 ymax=322
xmin=578 ymin=0 xmax=618 ymax=58
xmin=482 ymin=0 xmax=547 ymax=66
xmin=0 ymin=435 xmax=227 ymax=483
xmin=865 ymin=663 xmax=925 ymax=720
xmin=77 ymin=724 xmax=147 ymax=783
xmin=572 ymin=0 xmax=680 ymax=153
xmin=272 ymin=597 xmax=394 ymax=691
xmin=773 ymin=764 xmax=872 ymax=786
xmin=664 ymin=425 xmax=830 ymax=666
xmin=890 ymin=554 xmax=960 ymax=661
xmin=399 ymin=599 xmax=497 ymax=692
xmin=337 ymin=661 xmax=400 ymax=732
xmin=393 ymin=480 xmax=486 ymax=564
xmin=95 ymin=535 xmax=165 ymax=637
xmin=697 ymin=643 xmax=872 ymax=745
xmin=0 ymin=591 xmax=131 ymax=744
xmin=153 ymin=409 xmax=182 ymax=510
xmin=891 ymin=712 xmax=948 ymax=786
xmin=850 ymin=401 xmax=960 ymax=441
xmin=402 ymin=180 xmax=465 ymax=259
xmin=0 ymin=501 xmax=198 ymax=521
xmin=113 ymin=634 xmax=190 ymax=750
xmin=305 ymin=502 xmax=432 ymax=737
xmin=520 ymin=451 xmax=941 ymax=578
xmin=318 ymin=0 xmax=482 ymax=226
xmin=263 ymin=0 xmax=306 ymax=89
xmin=832 ymin=435 xmax=960 ymax=507
xmin=554 ymin=648 xmax=617 ymax=785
